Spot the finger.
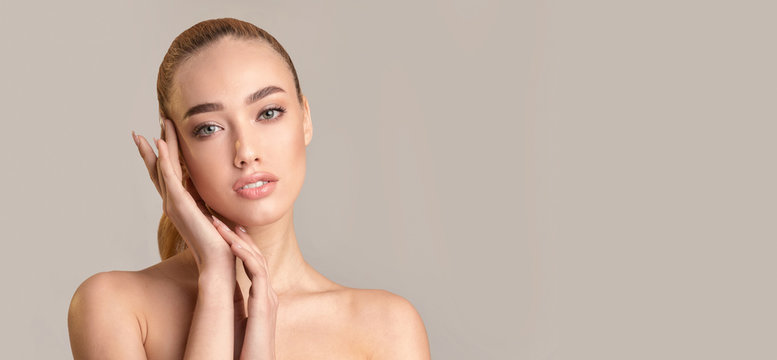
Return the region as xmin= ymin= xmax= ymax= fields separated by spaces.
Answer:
xmin=233 ymin=227 xmax=270 ymax=273
xmin=213 ymin=220 xmax=266 ymax=278
xmin=230 ymin=237 xmax=268 ymax=285
xmin=210 ymin=215 xmax=236 ymax=246
xmin=154 ymin=138 xmax=167 ymax=197
xmin=163 ymin=118 xmax=183 ymax=179
xmin=210 ymin=218 xmax=272 ymax=293
xmin=157 ymin=138 xmax=185 ymax=200
xmin=134 ymin=133 xmax=161 ymax=196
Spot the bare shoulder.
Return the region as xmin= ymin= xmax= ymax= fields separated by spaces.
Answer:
xmin=68 ymin=253 xmax=194 ymax=359
xmin=340 ymin=288 xmax=431 ymax=360
xmin=68 ymin=270 xmax=149 ymax=359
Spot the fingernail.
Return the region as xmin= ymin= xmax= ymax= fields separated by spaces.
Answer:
xmin=237 ymin=226 xmax=247 ymax=233
xmin=131 ymin=131 xmax=139 ymax=146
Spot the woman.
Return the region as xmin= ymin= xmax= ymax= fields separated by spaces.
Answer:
xmin=68 ymin=18 xmax=430 ymax=359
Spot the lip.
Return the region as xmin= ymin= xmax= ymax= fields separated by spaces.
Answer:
xmin=233 ymin=172 xmax=280 ymax=191
xmin=235 ymin=180 xmax=277 ymax=200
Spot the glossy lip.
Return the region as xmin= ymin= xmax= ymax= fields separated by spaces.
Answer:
xmin=233 ymin=171 xmax=280 ymax=191
xmin=235 ymin=181 xmax=277 ymax=200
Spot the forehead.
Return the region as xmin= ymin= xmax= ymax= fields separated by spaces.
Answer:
xmin=170 ymin=37 xmax=294 ymax=118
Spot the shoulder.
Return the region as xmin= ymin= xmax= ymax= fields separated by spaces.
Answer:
xmin=68 ymin=271 xmax=149 ymax=326
xmin=68 ymin=271 xmax=149 ymax=358
xmin=68 ymin=253 xmax=195 ymax=358
xmin=342 ymin=288 xmax=431 ymax=360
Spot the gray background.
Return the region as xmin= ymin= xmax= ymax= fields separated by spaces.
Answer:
xmin=1 ymin=0 xmax=775 ymax=359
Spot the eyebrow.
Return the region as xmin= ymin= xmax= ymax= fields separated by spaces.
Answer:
xmin=182 ymin=86 xmax=286 ymax=121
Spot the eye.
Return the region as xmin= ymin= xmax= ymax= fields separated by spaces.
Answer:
xmin=258 ymin=106 xmax=286 ymax=121
xmin=193 ymin=123 xmax=223 ymax=137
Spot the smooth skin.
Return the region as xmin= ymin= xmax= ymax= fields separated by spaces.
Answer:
xmin=68 ymin=37 xmax=430 ymax=359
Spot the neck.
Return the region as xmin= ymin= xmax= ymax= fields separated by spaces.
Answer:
xmin=182 ymin=208 xmax=337 ymax=298
xmin=224 ymin=208 xmax=309 ymax=296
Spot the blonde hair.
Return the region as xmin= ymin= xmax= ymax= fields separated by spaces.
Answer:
xmin=155 ymin=17 xmax=302 ymax=260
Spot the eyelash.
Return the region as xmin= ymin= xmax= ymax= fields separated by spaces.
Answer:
xmin=192 ymin=106 xmax=287 ymax=138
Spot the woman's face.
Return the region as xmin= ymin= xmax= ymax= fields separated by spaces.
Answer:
xmin=168 ymin=37 xmax=312 ymax=227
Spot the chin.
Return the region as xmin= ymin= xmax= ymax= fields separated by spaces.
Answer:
xmin=213 ymin=196 xmax=291 ymax=227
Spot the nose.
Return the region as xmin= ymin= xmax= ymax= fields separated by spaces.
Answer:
xmin=234 ymin=137 xmax=260 ymax=169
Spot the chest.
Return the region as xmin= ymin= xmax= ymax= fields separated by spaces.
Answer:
xmin=140 ymin=292 xmax=368 ymax=360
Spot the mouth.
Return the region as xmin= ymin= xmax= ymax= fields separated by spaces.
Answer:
xmin=239 ymin=180 xmax=273 ymax=190
xmin=233 ymin=172 xmax=280 ymax=192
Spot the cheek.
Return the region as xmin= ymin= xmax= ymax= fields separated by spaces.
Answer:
xmin=286 ymin=126 xmax=309 ymax=195
xmin=275 ymin=122 xmax=307 ymax=171
xmin=261 ymin=122 xmax=307 ymax=203
xmin=182 ymin=145 xmax=227 ymax=194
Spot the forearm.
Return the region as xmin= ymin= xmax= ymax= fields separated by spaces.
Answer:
xmin=184 ymin=271 xmax=235 ymax=360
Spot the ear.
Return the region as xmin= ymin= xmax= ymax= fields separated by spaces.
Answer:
xmin=301 ymin=94 xmax=313 ymax=146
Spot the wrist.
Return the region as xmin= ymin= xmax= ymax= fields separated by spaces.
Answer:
xmin=197 ymin=269 xmax=235 ymax=291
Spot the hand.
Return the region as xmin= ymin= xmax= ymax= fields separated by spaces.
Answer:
xmin=132 ymin=118 xmax=234 ymax=272
xmin=211 ymin=217 xmax=278 ymax=360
